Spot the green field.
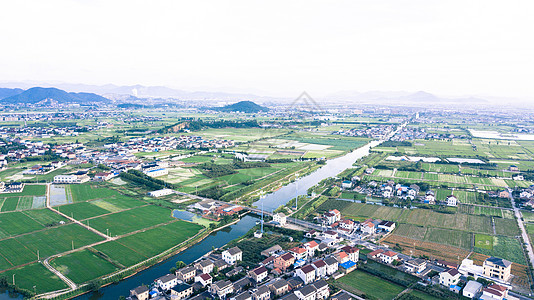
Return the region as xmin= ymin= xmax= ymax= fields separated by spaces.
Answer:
xmin=87 ymin=205 xmax=173 ymax=236
xmin=50 ymin=249 xmax=119 ymax=283
xmin=0 ymin=211 xmax=45 ymax=237
xmin=475 ymin=235 xmax=526 ymax=265
xmin=335 ymin=269 xmax=405 ymax=300
xmin=475 ymin=234 xmax=493 ymax=250
xmin=494 ymin=217 xmax=520 ymax=236
xmin=0 ymin=263 xmax=68 ymax=294
xmin=68 ymin=184 xmax=120 ymax=202
xmin=55 ymin=195 xmax=145 ymax=220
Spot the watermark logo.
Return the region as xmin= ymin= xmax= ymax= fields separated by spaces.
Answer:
xmin=241 ymin=91 xmax=326 ymax=157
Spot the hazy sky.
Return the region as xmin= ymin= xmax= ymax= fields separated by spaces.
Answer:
xmin=1 ymin=0 xmax=533 ymax=98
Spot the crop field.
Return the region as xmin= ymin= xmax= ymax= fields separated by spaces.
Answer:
xmin=383 ymin=234 xmax=469 ymax=262
xmin=334 ymin=269 xmax=405 ymax=300
xmin=474 ymin=235 xmax=526 ymax=265
xmin=0 ymin=263 xmax=68 ymax=294
xmin=395 ymin=171 xmax=422 ymax=179
xmin=92 ymin=241 xmax=148 ymax=267
xmin=67 ymin=184 xmax=120 ymax=202
xmin=393 ymin=223 xmax=427 ymax=240
xmin=421 ymin=163 xmax=459 ymax=173
xmin=424 ymin=228 xmax=472 ymax=249
xmin=494 ymin=217 xmax=520 ymax=236
xmin=86 ymin=205 xmax=173 ymax=236
xmin=451 ymin=190 xmax=478 ymax=204
xmin=0 ymin=223 xmax=104 ymax=270
xmin=22 ymin=209 xmax=68 ymax=225
xmin=0 ymin=211 xmax=46 ymax=237
xmin=105 ymin=220 xmax=203 ymax=260
xmin=50 ymin=249 xmax=119 ymax=283
xmin=6 ymin=184 xmax=46 ymax=197
xmin=55 ymin=195 xmax=145 ymax=220
xmin=475 ymin=234 xmax=493 ymax=250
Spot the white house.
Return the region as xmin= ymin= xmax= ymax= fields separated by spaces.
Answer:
xmin=446 ymin=195 xmax=458 ymax=206
xmin=341 ymin=180 xmax=352 ymax=189
xmin=148 ymin=188 xmax=174 ymax=197
xmin=463 ymin=280 xmax=483 ymax=299
xmin=439 ymin=268 xmax=460 ymax=287
xmin=195 ymin=273 xmax=213 ymax=287
xmin=294 ymin=285 xmax=316 ymax=300
xmin=296 ymin=265 xmax=316 ymax=285
xmin=360 ymin=220 xmax=376 ymax=235
xmin=377 ymin=251 xmax=398 ymax=264
xmin=312 ymin=260 xmax=327 ymax=278
xmin=323 ymin=257 xmax=339 ymax=276
xmin=222 ymin=247 xmax=243 ymax=265
xmin=155 ymin=274 xmax=178 ymax=291
xmin=273 ymin=213 xmax=287 ymax=226
xmin=377 ymin=220 xmax=396 ymax=232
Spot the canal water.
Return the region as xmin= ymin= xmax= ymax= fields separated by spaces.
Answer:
xmin=74 ymin=215 xmax=259 ymax=300
xmin=254 ymin=140 xmax=381 ymax=211
xmin=65 ymin=140 xmax=382 ymax=299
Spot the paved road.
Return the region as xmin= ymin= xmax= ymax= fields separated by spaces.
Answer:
xmin=42 ymin=257 xmax=77 ymax=290
xmin=509 ymin=188 xmax=534 ymax=268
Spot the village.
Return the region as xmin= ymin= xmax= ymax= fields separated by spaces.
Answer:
xmin=127 ymin=203 xmax=518 ymax=300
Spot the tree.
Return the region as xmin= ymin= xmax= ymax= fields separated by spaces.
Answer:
xmin=87 ymin=280 xmax=101 ymax=292
xmin=176 ymin=261 xmax=186 ymax=269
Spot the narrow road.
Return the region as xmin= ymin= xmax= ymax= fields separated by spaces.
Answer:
xmin=46 ymin=183 xmax=112 ymax=241
xmin=509 ymin=188 xmax=534 ymax=268
xmin=42 ymin=257 xmax=77 ymax=290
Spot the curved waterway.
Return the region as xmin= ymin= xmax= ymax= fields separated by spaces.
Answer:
xmin=69 ymin=140 xmax=381 ymax=299
xmin=254 ymin=140 xmax=381 ymax=211
xmin=75 ymin=215 xmax=259 ymax=300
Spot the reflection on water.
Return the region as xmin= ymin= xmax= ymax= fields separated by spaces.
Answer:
xmin=75 ymin=215 xmax=258 ymax=300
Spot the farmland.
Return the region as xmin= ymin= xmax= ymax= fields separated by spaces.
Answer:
xmin=333 ymin=269 xmax=405 ymax=300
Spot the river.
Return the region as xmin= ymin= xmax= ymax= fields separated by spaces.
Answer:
xmin=70 ymin=140 xmax=382 ymax=299
xmin=253 ymin=140 xmax=381 ymax=211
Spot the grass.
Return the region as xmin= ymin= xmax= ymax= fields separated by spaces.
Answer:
xmin=68 ymin=184 xmax=120 ymax=202
xmin=55 ymin=202 xmax=111 ymax=220
xmin=0 ymin=211 xmax=44 ymax=236
xmin=494 ymin=217 xmax=520 ymax=236
xmin=1 ymin=262 xmax=68 ymax=294
xmin=14 ymin=224 xmax=105 ymax=262
xmin=4 ymin=184 xmax=46 ymax=197
xmin=475 ymin=235 xmax=526 ymax=265
xmin=334 ymin=269 xmax=404 ymax=300
xmin=113 ymin=220 xmax=203 ymax=259
xmin=475 ymin=234 xmax=493 ymax=250
xmin=87 ymin=205 xmax=173 ymax=236
xmin=22 ymin=209 xmax=68 ymax=226
xmin=50 ymin=249 xmax=119 ymax=284
xmin=92 ymin=241 xmax=148 ymax=267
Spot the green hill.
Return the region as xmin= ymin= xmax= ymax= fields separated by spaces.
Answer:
xmin=215 ymin=101 xmax=269 ymax=113
xmin=2 ymin=87 xmax=109 ymax=104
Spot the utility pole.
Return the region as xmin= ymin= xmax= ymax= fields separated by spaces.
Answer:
xmin=12 ymin=274 xmax=15 ymax=285
xmin=37 ymin=250 xmax=39 ymax=261
xmin=72 ymin=240 xmax=74 ymax=250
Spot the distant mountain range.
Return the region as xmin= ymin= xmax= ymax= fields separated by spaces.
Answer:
xmin=1 ymin=87 xmax=109 ymax=104
xmin=324 ymin=90 xmax=489 ymax=104
xmin=213 ymin=101 xmax=269 ymax=113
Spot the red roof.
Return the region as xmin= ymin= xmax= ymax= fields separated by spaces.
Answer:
xmin=280 ymin=253 xmax=295 ymax=261
xmin=290 ymin=247 xmax=307 ymax=254
xmin=305 ymin=241 xmax=319 ymax=248
xmin=300 ymin=265 xmax=315 ymax=274
xmin=382 ymin=250 xmax=397 ymax=257
xmin=199 ymin=273 xmax=212 ymax=280
xmin=336 ymin=251 xmax=348 ymax=259
xmin=368 ymin=249 xmax=384 ymax=257
xmin=340 ymin=246 xmax=359 ymax=254
xmin=312 ymin=260 xmax=326 ymax=268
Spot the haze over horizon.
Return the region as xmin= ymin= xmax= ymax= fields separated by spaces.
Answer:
xmin=1 ymin=0 xmax=533 ymax=100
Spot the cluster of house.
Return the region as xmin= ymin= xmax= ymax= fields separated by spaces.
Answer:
xmin=189 ymin=200 xmax=244 ymax=221
xmin=313 ymin=209 xmax=396 ymax=238
xmin=390 ymin=126 xmax=468 ymax=141
xmin=333 ymin=125 xmax=395 ymax=139
xmin=53 ymin=171 xmax=90 ymax=184
xmin=367 ymin=244 xmax=515 ymax=300
xmin=0 ymin=182 xmax=24 ymax=193
xmin=103 ymin=135 xmax=234 ymax=155
xmin=0 ymin=122 xmax=100 ymax=138
xmin=343 ymin=178 xmax=516 ymax=207
xmin=129 ymin=233 xmax=364 ymax=300
xmin=441 ymin=257 xmax=514 ymax=300
xmin=22 ymin=161 xmax=65 ymax=175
